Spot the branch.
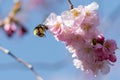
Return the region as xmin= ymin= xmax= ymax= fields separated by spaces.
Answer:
xmin=67 ymin=0 xmax=73 ymax=9
xmin=0 ymin=46 xmax=43 ymax=80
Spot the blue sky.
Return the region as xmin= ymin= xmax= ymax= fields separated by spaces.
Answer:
xmin=0 ymin=0 xmax=120 ymax=80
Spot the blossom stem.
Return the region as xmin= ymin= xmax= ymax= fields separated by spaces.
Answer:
xmin=67 ymin=0 xmax=73 ymax=9
xmin=0 ymin=46 xmax=43 ymax=80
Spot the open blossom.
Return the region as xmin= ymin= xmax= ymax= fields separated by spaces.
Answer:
xmin=44 ymin=2 xmax=118 ymax=75
xmin=45 ymin=13 xmax=63 ymax=35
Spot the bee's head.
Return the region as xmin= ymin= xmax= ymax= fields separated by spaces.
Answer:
xmin=33 ymin=27 xmax=39 ymax=36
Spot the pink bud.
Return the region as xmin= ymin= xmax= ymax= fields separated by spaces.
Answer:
xmin=18 ymin=26 xmax=27 ymax=36
xmin=4 ymin=23 xmax=16 ymax=37
xmin=96 ymin=35 xmax=105 ymax=44
xmin=6 ymin=29 xmax=15 ymax=37
xmin=109 ymin=54 xmax=117 ymax=62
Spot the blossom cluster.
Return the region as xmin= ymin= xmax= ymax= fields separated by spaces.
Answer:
xmin=44 ymin=2 xmax=118 ymax=75
xmin=0 ymin=18 xmax=27 ymax=37
xmin=0 ymin=0 xmax=27 ymax=37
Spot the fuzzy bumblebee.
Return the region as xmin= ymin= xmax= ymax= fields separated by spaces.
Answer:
xmin=34 ymin=24 xmax=48 ymax=37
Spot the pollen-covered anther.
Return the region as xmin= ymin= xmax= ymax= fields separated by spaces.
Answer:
xmin=85 ymin=47 xmax=92 ymax=53
xmin=75 ymin=35 xmax=81 ymax=40
xmin=72 ymin=9 xmax=80 ymax=17
xmin=104 ymin=42 xmax=111 ymax=49
xmin=83 ymin=24 xmax=91 ymax=31
xmin=55 ymin=22 xmax=61 ymax=29
xmin=86 ymin=11 xmax=91 ymax=16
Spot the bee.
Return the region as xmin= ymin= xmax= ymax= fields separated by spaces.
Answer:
xmin=34 ymin=24 xmax=48 ymax=37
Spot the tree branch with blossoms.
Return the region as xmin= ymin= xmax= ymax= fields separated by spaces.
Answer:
xmin=38 ymin=1 xmax=118 ymax=77
xmin=0 ymin=0 xmax=27 ymax=37
xmin=0 ymin=0 xmax=119 ymax=80
xmin=0 ymin=46 xmax=43 ymax=80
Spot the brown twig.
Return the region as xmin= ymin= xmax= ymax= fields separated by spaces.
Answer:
xmin=0 ymin=0 xmax=21 ymax=27
xmin=67 ymin=0 xmax=73 ymax=9
xmin=0 ymin=46 xmax=43 ymax=80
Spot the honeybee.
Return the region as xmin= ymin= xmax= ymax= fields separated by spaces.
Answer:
xmin=34 ymin=24 xmax=48 ymax=37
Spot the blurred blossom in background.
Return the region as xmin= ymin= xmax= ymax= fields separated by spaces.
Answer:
xmin=0 ymin=0 xmax=120 ymax=80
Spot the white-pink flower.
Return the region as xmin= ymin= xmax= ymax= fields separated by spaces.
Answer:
xmin=45 ymin=13 xmax=63 ymax=35
xmin=103 ymin=39 xmax=118 ymax=53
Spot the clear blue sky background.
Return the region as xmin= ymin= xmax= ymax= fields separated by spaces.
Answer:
xmin=0 ymin=0 xmax=120 ymax=80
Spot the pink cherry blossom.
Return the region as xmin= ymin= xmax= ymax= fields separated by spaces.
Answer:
xmin=45 ymin=13 xmax=63 ymax=35
xmin=103 ymin=39 xmax=118 ymax=53
xmin=44 ymin=2 xmax=118 ymax=75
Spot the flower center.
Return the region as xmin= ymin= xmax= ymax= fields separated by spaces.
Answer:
xmin=86 ymin=11 xmax=91 ymax=16
xmin=72 ymin=9 xmax=80 ymax=17
xmin=55 ymin=22 xmax=61 ymax=29
xmin=85 ymin=47 xmax=92 ymax=53
xmin=105 ymin=42 xmax=111 ymax=49
xmin=83 ymin=24 xmax=91 ymax=31
xmin=75 ymin=35 xmax=81 ymax=40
